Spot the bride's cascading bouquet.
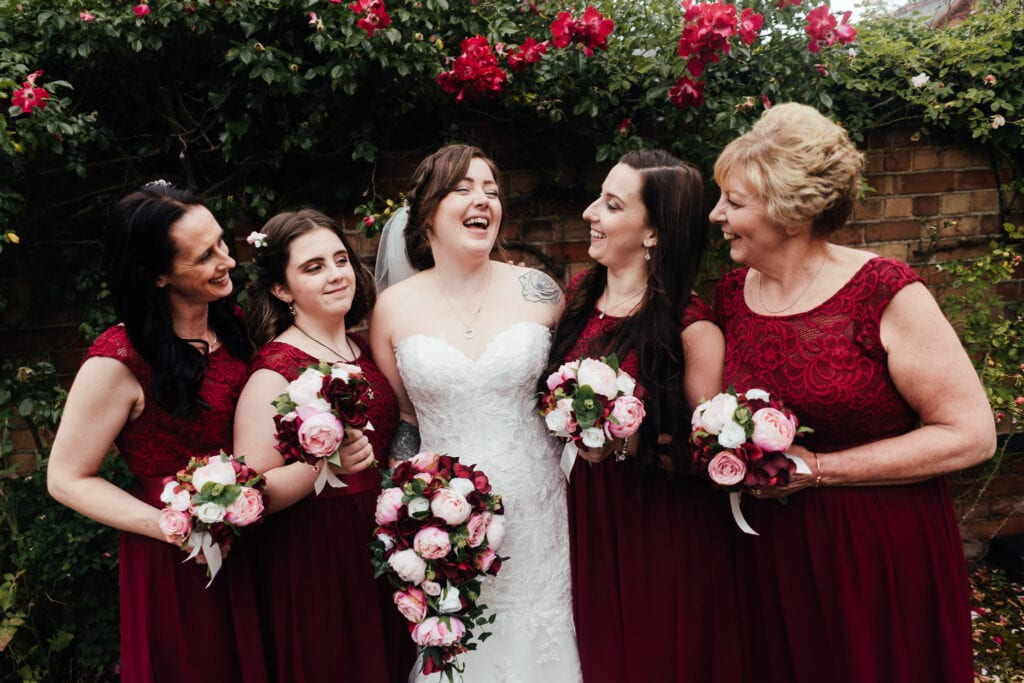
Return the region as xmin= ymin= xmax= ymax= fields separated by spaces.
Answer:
xmin=157 ymin=451 xmax=265 ymax=586
xmin=690 ymin=387 xmax=813 ymax=535
xmin=370 ymin=452 xmax=505 ymax=681
xmin=271 ymin=360 xmax=374 ymax=494
xmin=540 ymin=354 xmax=646 ymax=479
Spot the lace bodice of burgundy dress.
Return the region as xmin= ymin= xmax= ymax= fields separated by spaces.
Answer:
xmin=249 ymin=334 xmax=398 ymax=489
xmin=85 ymin=325 xmax=248 ymax=482
xmin=716 ymin=257 xmax=921 ymax=451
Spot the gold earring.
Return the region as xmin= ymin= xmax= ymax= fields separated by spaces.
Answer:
xmin=288 ymin=302 xmax=295 ymax=317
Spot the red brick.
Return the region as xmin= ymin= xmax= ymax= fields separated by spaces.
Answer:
xmin=939 ymin=192 xmax=971 ymax=215
xmin=543 ymin=241 xmax=592 ymax=263
xmin=852 ymin=198 xmax=884 ymax=221
xmin=971 ymin=190 xmax=1000 ymax=213
xmin=900 ymin=172 xmax=957 ymax=194
xmin=912 ymin=149 xmax=941 ymax=171
xmin=884 ymin=197 xmax=914 ymax=218
xmin=912 ymin=195 xmax=941 ymax=216
xmin=863 ymin=151 xmax=886 ymax=175
xmin=942 ymin=147 xmax=982 ymax=170
xmin=521 ymin=220 xmax=554 ymax=242
xmin=506 ymin=170 xmax=540 ymax=197
xmin=956 ymin=169 xmax=997 ymax=190
xmin=865 ymin=220 xmax=922 ymax=242
xmin=864 ymin=174 xmax=896 ymax=196
xmin=873 ymin=242 xmax=913 ymax=261
xmin=960 ymin=515 xmax=1024 ymax=541
xmin=830 ymin=224 xmax=864 ymax=246
xmin=883 ymin=150 xmax=912 ymax=172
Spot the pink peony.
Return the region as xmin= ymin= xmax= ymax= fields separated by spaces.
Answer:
xmin=411 ymin=616 xmax=466 ymax=647
xmin=296 ymin=410 xmax=344 ymax=457
xmin=414 ymin=526 xmax=452 ymax=560
xmin=393 ymin=587 xmax=428 ymax=623
xmin=387 ymin=548 xmax=427 ymax=584
xmin=191 ymin=457 xmax=237 ymax=493
xmin=485 ymin=514 xmax=506 ymax=552
xmin=576 ymin=357 xmax=619 ymax=399
xmin=430 ymin=488 xmax=472 ymax=525
xmin=421 ymin=580 xmax=442 ymax=596
xmin=751 ymin=407 xmax=796 ymax=453
xmin=606 ymin=395 xmax=645 ymax=438
xmin=287 ymin=368 xmax=325 ymax=406
xmin=707 ymin=452 xmax=747 ymax=487
xmin=694 ymin=392 xmax=738 ymax=434
xmin=224 ymin=486 xmax=264 ymax=526
xmin=158 ymin=508 xmax=191 ymax=539
xmin=375 ymin=486 xmax=405 ymax=525
xmin=409 ymin=451 xmax=441 ymax=473
xmin=545 ymin=361 xmax=578 ymax=391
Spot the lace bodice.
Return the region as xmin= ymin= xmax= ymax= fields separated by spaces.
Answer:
xmin=85 ymin=324 xmax=248 ymax=479
xmin=396 ymin=320 xmax=581 ymax=682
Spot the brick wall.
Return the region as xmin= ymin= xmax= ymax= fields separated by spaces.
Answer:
xmin=2 ymin=128 xmax=1021 ymax=552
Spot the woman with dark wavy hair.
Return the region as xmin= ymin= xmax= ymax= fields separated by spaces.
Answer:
xmin=545 ymin=149 xmax=742 ymax=682
xmin=47 ymin=181 xmax=265 ymax=682
xmin=234 ymin=208 xmax=412 ymax=682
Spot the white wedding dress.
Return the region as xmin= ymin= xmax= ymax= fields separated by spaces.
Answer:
xmin=395 ymin=320 xmax=582 ymax=683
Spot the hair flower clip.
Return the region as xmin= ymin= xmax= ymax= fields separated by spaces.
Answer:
xmin=246 ymin=231 xmax=268 ymax=249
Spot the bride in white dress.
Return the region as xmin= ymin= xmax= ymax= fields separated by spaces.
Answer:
xmin=370 ymin=145 xmax=581 ymax=682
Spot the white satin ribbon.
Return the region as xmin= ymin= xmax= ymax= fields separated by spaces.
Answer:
xmin=313 ymin=463 xmax=348 ymax=495
xmin=785 ymin=453 xmax=812 ymax=474
xmin=184 ymin=529 xmax=223 ymax=588
xmin=560 ymin=441 xmax=578 ymax=481
xmin=728 ymin=491 xmax=759 ymax=536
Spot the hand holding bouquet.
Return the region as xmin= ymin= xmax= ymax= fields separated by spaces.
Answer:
xmin=272 ymin=360 xmax=374 ymax=494
xmin=370 ymin=452 xmax=505 ymax=681
xmin=690 ymin=388 xmax=812 ymax=534
xmin=158 ymin=451 xmax=265 ymax=586
xmin=540 ymin=354 xmax=646 ymax=479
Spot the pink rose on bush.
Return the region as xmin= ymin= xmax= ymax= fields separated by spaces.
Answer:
xmin=224 ymin=486 xmax=264 ymax=526
xmin=394 ymin=587 xmax=428 ymax=623
xmin=158 ymin=508 xmax=191 ymax=539
xmin=375 ymin=486 xmax=405 ymax=525
xmin=606 ymin=395 xmax=646 ymax=438
xmin=388 ymin=548 xmax=428 ymax=584
xmin=707 ymin=452 xmax=748 ymax=487
xmin=465 ymin=512 xmax=490 ymax=548
xmin=430 ymin=488 xmax=472 ymax=525
xmin=411 ymin=616 xmax=466 ymax=647
xmin=751 ymin=407 xmax=796 ymax=452
xmin=576 ymin=357 xmax=619 ymax=399
xmin=414 ymin=526 xmax=452 ymax=560
xmin=296 ymin=409 xmax=344 ymax=457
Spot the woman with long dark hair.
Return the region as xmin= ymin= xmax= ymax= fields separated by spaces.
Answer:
xmin=234 ymin=208 xmax=412 ymax=682
xmin=47 ymin=181 xmax=265 ymax=682
xmin=546 ymin=149 xmax=742 ymax=682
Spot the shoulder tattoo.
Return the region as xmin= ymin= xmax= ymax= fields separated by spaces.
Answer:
xmin=519 ymin=270 xmax=562 ymax=305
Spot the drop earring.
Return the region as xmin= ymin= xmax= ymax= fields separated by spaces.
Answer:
xmin=288 ymin=302 xmax=295 ymax=317
xmin=644 ymin=248 xmax=651 ymax=261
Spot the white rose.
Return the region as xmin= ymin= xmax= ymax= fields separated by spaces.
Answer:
xmin=744 ymin=388 xmax=771 ymax=403
xmin=576 ymin=358 xmax=619 ymax=400
xmin=911 ymin=72 xmax=930 ymax=88
xmin=287 ymin=367 xmax=325 ymax=407
xmin=191 ymin=458 xmax=237 ymax=493
xmin=699 ymin=393 xmax=739 ymax=435
xmin=615 ymin=372 xmax=636 ymax=396
xmin=717 ymin=420 xmax=747 ymax=449
xmin=160 ymin=482 xmax=191 ymax=512
xmin=377 ymin=533 xmax=395 ymax=551
xmin=195 ymin=502 xmax=226 ymax=524
xmin=387 ymin=548 xmax=427 ymax=584
xmin=437 ymin=584 xmax=462 ymax=614
xmin=545 ymin=407 xmax=570 ymax=434
xmin=581 ymin=426 xmax=606 ymax=449
xmin=330 ymin=362 xmax=361 ymax=381
xmin=448 ymin=477 xmax=476 ymax=498
xmin=407 ymin=496 xmax=431 ymax=518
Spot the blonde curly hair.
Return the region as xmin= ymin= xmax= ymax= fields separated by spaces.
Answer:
xmin=713 ymin=102 xmax=864 ymax=236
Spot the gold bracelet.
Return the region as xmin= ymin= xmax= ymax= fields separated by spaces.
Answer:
xmin=812 ymin=451 xmax=823 ymax=487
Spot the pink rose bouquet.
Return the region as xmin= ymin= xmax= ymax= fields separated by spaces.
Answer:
xmin=157 ymin=451 xmax=265 ymax=586
xmin=272 ymin=360 xmax=374 ymax=494
xmin=690 ymin=387 xmax=812 ymax=534
xmin=540 ymin=353 xmax=646 ymax=478
xmin=370 ymin=452 xmax=505 ymax=680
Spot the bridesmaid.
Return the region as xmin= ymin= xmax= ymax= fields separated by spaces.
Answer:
xmin=711 ymin=102 xmax=995 ymax=682
xmin=545 ymin=149 xmax=742 ymax=682
xmin=233 ymin=209 xmax=412 ymax=682
xmin=47 ymin=182 xmax=266 ymax=682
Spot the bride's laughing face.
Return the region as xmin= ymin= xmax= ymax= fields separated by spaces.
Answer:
xmin=428 ymin=158 xmax=502 ymax=261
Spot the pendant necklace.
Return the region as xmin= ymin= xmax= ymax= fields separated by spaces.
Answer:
xmin=435 ymin=266 xmax=494 ymax=340
xmin=757 ymin=245 xmax=831 ymax=315
xmin=293 ymin=322 xmax=356 ymax=362
xmin=598 ymin=285 xmax=647 ymax=320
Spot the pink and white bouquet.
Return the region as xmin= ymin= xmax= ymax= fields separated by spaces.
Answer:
xmin=272 ymin=360 xmax=374 ymax=494
xmin=690 ymin=387 xmax=812 ymax=535
xmin=540 ymin=354 xmax=646 ymax=479
xmin=370 ymin=452 xmax=505 ymax=681
xmin=158 ymin=451 xmax=265 ymax=586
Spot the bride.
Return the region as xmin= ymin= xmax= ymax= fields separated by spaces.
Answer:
xmin=370 ymin=144 xmax=581 ymax=682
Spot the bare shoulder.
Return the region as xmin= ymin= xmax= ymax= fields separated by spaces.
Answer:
xmin=512 ymin=264 xmax=563 ymax=305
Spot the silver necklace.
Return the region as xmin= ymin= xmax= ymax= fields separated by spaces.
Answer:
xmin=435 ymin=267 xmax=494 ymax=340
xmin=293 ymin=323 xmax=356 ymax=362
xmin=757 ymin=245 xmax=831 ymax=315
xmin=598 ymin=286 xmax=647 ymax=320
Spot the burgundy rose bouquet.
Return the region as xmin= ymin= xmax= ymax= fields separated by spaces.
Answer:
xmin=690 ymin=388 xmax=812 ymax=535
xmin=370 ymin=452 xmax=505 ymax=681
xmin=540 ymin=354 xmax=646 ymax=479
xmin=157 ymin=451 xmax=265 ymax=586
xmin=271 ymin=360 xmax=374 ymax=494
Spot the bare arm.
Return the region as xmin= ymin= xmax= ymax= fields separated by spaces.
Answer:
xmin=681 ymin=320 xmax=725 ymax=409
xmin=763 ymin=283 xmax=996 ymax=496
xmin=46 ymin=357 xmax=169 ymax=542
xmin=518 ymin=268 xmax=565 ymax=326
xmin=234 ymin=367 xmax=375 ymax=514
xmin=369 ymin=293 xmax=421 ymax=464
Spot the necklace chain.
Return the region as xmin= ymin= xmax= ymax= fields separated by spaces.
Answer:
xmin=757 ymin=245 xmax=831 ymax=315
xmin=598 ymin=285 xmax=647 ymax=320
xmin=435 ymin=267 xmax=494 ymax=340
xmin=293 ymin=322 xmax=356 ymax=362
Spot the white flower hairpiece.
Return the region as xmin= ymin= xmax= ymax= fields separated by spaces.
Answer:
xmin=144 ymin=178 xmax=172 ymax=188
xmin=246 ymin=231 xmax=268 ymax=249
